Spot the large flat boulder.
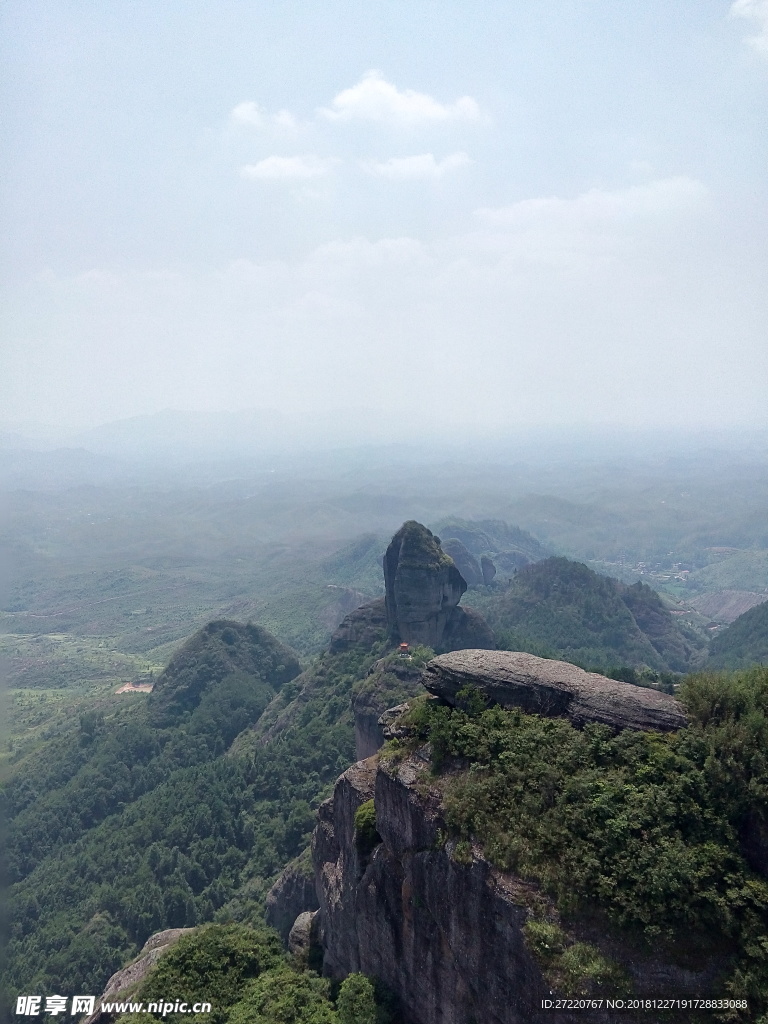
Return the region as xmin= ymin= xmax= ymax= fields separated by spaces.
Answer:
xmin=423 ymin=649 xmax=687 ymax=732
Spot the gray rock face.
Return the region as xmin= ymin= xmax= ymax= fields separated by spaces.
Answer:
xmin=288 ymin=910 xmax=320 ymax=956
xmin=312 ymin=757 xmax=539 ymax=1024
xmin=354 ymin=699 xmax=387 ymax=760
xmin=481 ymin=555 xmax=497 ymax=585
xmin=382 ymin=521 xmax=494 ymax=653
xmin=329 ymin=597 xmax=387 ymax=654
xmin=441 ymin=605 xmax=496 ymax=652
xmin=424 ymin=650 xmax=687 ymax=732
xmin=313 ymin=755 xmax=722 ymax=1024
xmin=265 ymin=853 xmax=319 ymax=944
xmin=441 ymin=538 xmax=482 ymax=585
xmin=84 ymin=929 xmax=192 ymax=1024
xmin=384 ymin=521 xmax=467 ymax=648
xmin=353 ymin=657 xmax=428 ymax=759
xmin=329 ymin=523 xmax=494 ymax=658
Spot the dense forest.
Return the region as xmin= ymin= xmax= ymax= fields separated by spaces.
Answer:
xmin=709 ymin=602 xmax=768 ymax=670
xmin=2 ymin=621 xmax=387 ymax=1015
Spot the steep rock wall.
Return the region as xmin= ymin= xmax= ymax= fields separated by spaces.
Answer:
xmin=312 ymin=753 xmax=722 ymax=1024
xmin=265 ymin=853 xmax=319 ymax=943
xmin=314 ymin=757 xmax=565 ymax=1024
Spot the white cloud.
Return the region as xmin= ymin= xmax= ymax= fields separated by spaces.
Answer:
xmin=240 ymin=155 xmax=339 ymax=180
xmin=730 ymin=0 xmax=768 ymax=54
xmin=230 ymin=101 xmax=266 ymax=128
xmin=318 ymin=70 xmax=484 ymax=125
xmin=361 ymin=151 xmax=471 ymax=180
xmin=273 ymin=109 xmax=299 ymax=129
xmin=230 ymin=102 xmax=302 ymax=130
xmin=476 ymin=177 xmax=708 ymax=238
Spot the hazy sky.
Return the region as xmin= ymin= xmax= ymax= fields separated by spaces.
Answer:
xmin=1 ymin=1 xmax=767 ymax=437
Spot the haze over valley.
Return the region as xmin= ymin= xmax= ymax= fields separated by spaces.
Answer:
xmin=3 ymin=2 xmax=768 ymax=1021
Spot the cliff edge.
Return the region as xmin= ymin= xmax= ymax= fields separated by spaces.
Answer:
xmin=311 ymin=751 xmax=721 ymax=1024
xmin=312 ymin=754 xmax=551 ymax=1024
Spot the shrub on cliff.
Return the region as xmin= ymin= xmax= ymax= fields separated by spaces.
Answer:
xmin=228 ymin=965 xmax=338 ymax=1024
xmin=405 ymin=666 xmax=768 ymax=1013
xmin=115 ymin=924 xmax=284 ymax=1024
xmin=354 ymin=800 xmax=381 ymax=858
xmin=111 ymin=924 xmax=391 ymax=1024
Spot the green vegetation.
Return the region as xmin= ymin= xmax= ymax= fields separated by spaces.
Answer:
xmin=148 ymin=620 xmax=300 ymax=724
xmin=522 ymin=920 xmax=626 ymax=997
xmin=467 ymin=556 xmax=702 ymax=674
xmin=336 ymin=974 xmax=378 ymax=1024
xmin=387 ymin=521 xmax=452 ymax=571
xmin=353 ymin=800 xmax=381 ymax=858
xmin=431 ymin=516 xmax=549 ymax=570
xmin=4 ymin=451 xmax=768 ymax=1019
xmin=690 ymin=551 xmax=768 ymax=595
xmin=350 ymin=645 xmax=434 ymax=727
xmin=0 ymin=631 xmax=161 ymax=690
xmin=402 ymin=667 xmax=768 ymax=1013
xmin=3 ymin=621 xmax=385 ymax=1011
xmin=709 ymin=601 xmax=768 ymax=670
xmin=109 ymin=924 xmax=388 ymax=1024
xmin=124 ymin=925 xmax=284 ymax=1024
xmin=228 ymin=967 xmax=338 ymax=1024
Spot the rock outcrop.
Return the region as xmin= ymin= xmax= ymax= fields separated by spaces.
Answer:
xmin=383 ymin=521 xmax=467 ymax=648
xmin=382 ymin=521 xmax=494 ymax=653
xmin=440 ymin=604 xmax=496 ymax=652
xmin=329 ymin=597 xmax=388 ymax=654
xmin=481 ymin=554 xmax=497 ymax=585
xmin=312 ymin=758 xmax=548 ymax=1024
xmin=424 ymin=650 xmax=687 ymax=732
xmin=441 ymin=538 xmax=482 ymax=586
xmin=84 ymin=929 xmax=193 ymax=1024
xmin=287 ymin=910 xmax=320 ymax=957
xmin=352 ymin=656 xmax=426 ymax=759
xmin=265 ymin=852 xmax=319 ymax=943
xmin=328 ymin=522 xmax=494 ymax=658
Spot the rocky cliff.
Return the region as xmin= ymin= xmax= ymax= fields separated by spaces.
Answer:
xmin=265 ymin=851 xmax=319 ymax=943
xmin=312 ymin=756 xmax=552 ymax=1024
xmin=84 ymin=929 xmax=193 ymax=1024
xmin=352 ymin=655 xmax=426 ymax=759
xmin=383 ymin=521 xmax=468 ymax=648
xmin=310 ymin=751 xmax=719 ymax=1024
xmin=329 ymin=522 xmax=494 ymax=660
xmin=329 ymin=596 xmax=388 ymax=654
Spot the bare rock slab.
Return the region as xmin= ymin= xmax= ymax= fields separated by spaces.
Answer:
xmin=423 ymin=649 xmax=687 ymax=732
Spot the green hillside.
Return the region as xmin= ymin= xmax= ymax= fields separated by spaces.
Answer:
xmin=467 ymin=557 xmax=702 ymax=676
xmin=708 ymin=600 xmax=768 ymax=670
xmin=149 ymin=620 xmax=301 ymax=725
xmin=689 ymin=550 xmax=768 ymax=593
xmin=2 ymin=619 xmax=385 ymax=1012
